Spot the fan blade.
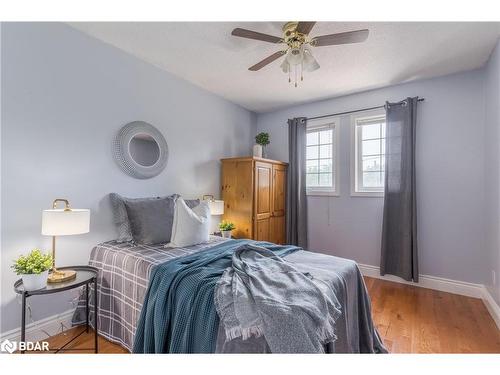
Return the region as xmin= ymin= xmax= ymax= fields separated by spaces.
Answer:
xmin=296 ymin=22 xmax=316 ymax=35
xmin=311 ymin=29 xmax=369 ymax=47
xmin=231 ymin=28 xmax=282 ymax=44
xmin=249 ymin=51 xmax=286 ymax=71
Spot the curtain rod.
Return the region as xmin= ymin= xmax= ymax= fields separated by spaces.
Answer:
xmin=306 ymin=98 xmax=425 ymax=121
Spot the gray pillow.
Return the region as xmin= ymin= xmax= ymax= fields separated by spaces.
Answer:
xmin=109 ymin=193 xmax=134 ymax=243
xmin=123 ymin=196 xmax=177 ymax=245
xmin=109 ymin=193 xmax=200 ymax=244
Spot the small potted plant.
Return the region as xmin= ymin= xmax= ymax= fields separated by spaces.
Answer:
xmin=219 ymin=220 xmax=235 ymax=239
xmin=254 ymin=132 xmax=270 ymax=158
xmin=12 ymin=249 xmax=52 ymax=291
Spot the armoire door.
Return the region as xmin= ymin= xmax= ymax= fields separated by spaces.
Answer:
xmin=254 ymin=161 xmax=272 ymax=241
xmin=270 ymin=164 xmax=286 ymax=244
xmin=221 ymin=159 xmax=254 ymax=239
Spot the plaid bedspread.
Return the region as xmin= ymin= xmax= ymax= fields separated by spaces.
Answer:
xmin=72 ymin=236 xmax=228 ymax=352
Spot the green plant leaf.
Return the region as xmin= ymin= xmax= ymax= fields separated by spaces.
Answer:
xmin=12 ymin=249 xmax=52 ymax=275
xmin=255 ymin=132 xmax=270 ymax=146
xmin=218 ymin=220 xmax=235 ymax=231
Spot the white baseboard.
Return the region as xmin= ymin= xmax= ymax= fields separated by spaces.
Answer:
xmin=359 ymin=263 xmax=500 ymax=330
xmin=358 ymin=263 xmax=484 ymax=297
xmin=481 ymin=286 xmax=500 ymax=330
xmin=0 ymin=308 xmax=75 ymax=342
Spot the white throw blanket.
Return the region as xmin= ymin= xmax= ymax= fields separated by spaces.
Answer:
xmin=214 ymin=244 xmax=341 ymax=353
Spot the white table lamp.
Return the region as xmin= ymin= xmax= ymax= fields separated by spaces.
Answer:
xmin=203 ymin=195 xmax=224 ymax=216
xmin=42 ymin=199 xmax=90 ymax=283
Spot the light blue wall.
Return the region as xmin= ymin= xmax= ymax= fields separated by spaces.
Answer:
xmin=484 ymin=39 xmax=500 ymax=305
xmin=0 ymin=23 xmax=256 ymax=334
xmin=257 ymin=69 xmax=488 ymax=285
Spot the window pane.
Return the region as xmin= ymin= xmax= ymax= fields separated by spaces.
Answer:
xmin=307 ymin=173 xmax=319 ymax=187
xmin=361 ymin=124 xmax=381 ymax=140
xmin=319 ymin=173 xmax=332 ymax=187
xmin=307 ymin=145 xmax=318 ymax=160
xmin=319 ymin=159 xmax=332 ymax=173
xmin=354 ymin=118 xmax=387 ymax=193
xmin=306 ymin=160 xmax=319 ymax=173
xmin=306 ymin=124 xmax=336 ymax=192
xmin=319 ymin=129 xmax=332 ymax=144
xmin=319 ymin=144 xmax=332 ymax=159
xmin=362 ymin=156 xmax=382 ymax=172
xmin=362 ymin=139 xmax=381 ymax=156
xmin=307 ymin=131 xmax=319 ymax=146
xmin=362 ymin=172 xmax=382 ymax=188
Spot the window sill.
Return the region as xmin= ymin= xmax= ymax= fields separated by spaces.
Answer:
xmin=351 ymin=191 xmax=384 ymax=198
xmin=307 ymin=190 xmax=340 ymax=197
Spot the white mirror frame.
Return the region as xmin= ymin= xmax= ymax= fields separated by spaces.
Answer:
xmin=113 ymin=121 xmax=169 ymax=179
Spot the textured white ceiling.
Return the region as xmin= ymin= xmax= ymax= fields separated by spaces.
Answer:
xmin=68 ymin=22 xmax=500 ymax=113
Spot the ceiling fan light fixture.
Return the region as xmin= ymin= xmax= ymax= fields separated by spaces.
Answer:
xmin=280 ymin=59 xmax=290 ymax=74
xmin=285 ymin=47 xmax=303 ymax=66
xmin=302 ymin=47 xmax=320 ymax=72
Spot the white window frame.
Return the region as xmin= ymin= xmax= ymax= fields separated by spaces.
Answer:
xmin=306 ymin=118 xmax=340 ymax=196
xmin=350 ymin=110 xmax=386 ymax=197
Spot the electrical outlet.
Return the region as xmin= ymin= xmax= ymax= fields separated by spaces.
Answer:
xmin=493 ymin=270 xmax=496 ymax=286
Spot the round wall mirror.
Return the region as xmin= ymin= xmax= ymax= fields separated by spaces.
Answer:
xmin=113 ymin=121 xmax=168 ymax=179
xmin=128 ymin=133 xmax=160 ymax=167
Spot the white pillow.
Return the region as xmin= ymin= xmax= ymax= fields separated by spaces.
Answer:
xmin=167 ymin=198 xmax=211 ymax=247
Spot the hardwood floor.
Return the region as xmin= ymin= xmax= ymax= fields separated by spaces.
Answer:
xmin=364 ymin=277 xmax=500 ymax=353
xmin=31 ymin=277 xmax=500 ymax=354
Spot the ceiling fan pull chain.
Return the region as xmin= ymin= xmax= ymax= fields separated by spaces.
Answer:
xmin=295 ymin=65 xmax=298 ymax=87
xmin=301 ymin=61 xmax=304 ymax=82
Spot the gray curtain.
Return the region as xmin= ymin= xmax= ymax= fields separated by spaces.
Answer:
xmin=380 ymin=97 xmax=419 ymax=282
xmin=286 ymin=117 xmax=308 ymax=248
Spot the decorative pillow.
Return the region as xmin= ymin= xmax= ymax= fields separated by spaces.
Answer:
xmin=109 ymin=193 xmax=200 ymax=243
xmin=123 ymin=195 xmax=177 ymax=245
xmin=168 ymin=198 xmax=211 ymax=248
xmin=109 ymin=193 xmax=134 ymax=242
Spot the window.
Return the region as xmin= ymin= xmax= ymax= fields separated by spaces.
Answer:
xmin=306 ymin=120 xmax=338 ymax=195
xmin=351 ymin=112 xmax=386 ymax=196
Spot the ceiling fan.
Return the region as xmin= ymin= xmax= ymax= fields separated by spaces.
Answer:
xmin=231 ymin=22 xmax=369 ymax=87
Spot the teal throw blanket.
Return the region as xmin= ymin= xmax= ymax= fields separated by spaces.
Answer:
xmin=133 ymin=239 xmax=300 ymax=353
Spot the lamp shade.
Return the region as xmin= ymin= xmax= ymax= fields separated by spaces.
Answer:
xmin=208 ymin=200 xmax=224 ymax=216
xmin=302 ymin=47 xmax=320 ymax=72
xmin=280 ymin=59 xmax=290 ymax=73
xmin=286 ymin=47 xmax=303 ymax=66
xmin=42 ymin=209 xmax=90 ymax=236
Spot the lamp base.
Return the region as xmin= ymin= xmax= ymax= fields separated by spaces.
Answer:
xmin=47 ymin=269 xmax=77 ymax=283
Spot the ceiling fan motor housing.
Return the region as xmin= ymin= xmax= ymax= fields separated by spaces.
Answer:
xmin=282 ymin=21 xmax=307 ymax=49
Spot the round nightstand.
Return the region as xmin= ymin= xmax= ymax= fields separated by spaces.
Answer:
xmin=14 ymin=265 xmax=99 ymax=353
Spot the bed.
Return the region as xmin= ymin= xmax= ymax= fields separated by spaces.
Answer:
xmin=73 ymin=235 xmax=386 ymax=353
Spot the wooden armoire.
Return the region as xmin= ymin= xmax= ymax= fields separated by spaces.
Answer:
xmin=220 ymin=156 xmax=288 ymax=244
